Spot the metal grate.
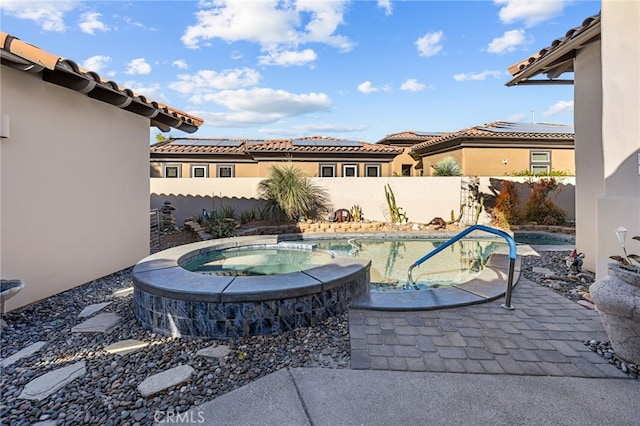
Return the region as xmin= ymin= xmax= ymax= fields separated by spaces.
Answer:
xmin=150 ymin=209 xmax=161 ymax=253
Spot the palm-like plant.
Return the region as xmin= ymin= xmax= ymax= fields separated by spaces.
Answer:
xmin=258 ymin=163 xmax=331 ymax=222
xmin=432 ymin=157 xmax=462 ymax=176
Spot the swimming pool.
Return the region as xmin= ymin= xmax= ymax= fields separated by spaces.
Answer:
xmin=514 ymin=231 xmax=574 ymax=246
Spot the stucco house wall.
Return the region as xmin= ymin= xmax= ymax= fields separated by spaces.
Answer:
xmin=0 ymin=66 xmax=150 ymax=311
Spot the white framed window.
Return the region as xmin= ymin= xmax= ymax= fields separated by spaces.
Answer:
xmin=342 ymin=164 xmax=358 ymax=177
xmin=319 ymin=164 xmax=336 ymax=177
xmin=217 ymin=165 xmax=234 ymax=178
xmin=530 ymin=150 xmax=551 ymax=173
xmin=164 ymin=164 xmax=180 ymax=178
xmin=191 ymin=165 xmax=208 ymax=178
xmin=365 ymin=164 xmax=381 ymax=177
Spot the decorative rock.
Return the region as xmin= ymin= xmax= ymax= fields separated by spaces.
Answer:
xmin=78 ymin=302 xmax=112 ymax=318
xmin=196 ymin=345 xmax=231 ymax=359
xmin=71 ymin=313 xmax=120 ymax=333
xmin=112 ymin=287 xmax=134 ymax=298
xmin=137 ymin=365 xmax=194 ymax=398
xmin=104 ymin=339 xmax=149 ymax=356
xmin=532 ymin=267 xmax=554 ymax=275
xmin=18 ymin=361 xmax=86 ymax=401
xmin=1 ymin=341 xmax=47 ymax=367
xmin=576 ymin=300 xmax=594 ymax=310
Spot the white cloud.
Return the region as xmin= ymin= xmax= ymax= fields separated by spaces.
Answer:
xmin=125 ymin=58 xmax=152 ymax=75
xmin=170 ymin=68 xmax=261 ymax=99
xmin=542 ymin=100 xmax=574 ymax=117
xmin=172 ymin=60 xmax=188 ymax=70
xmin=261 ymin=123 xmax=368 ymax=136
xmin=378 ymin=0 xmax=392 ymax=16
xmin=400 ymin=79 xmax=426 ymax=92
xmin=192 ymin=110 xmax=284 ymax=127
xmin=79 ymin=12 xmax=110 ymax=35
xmin=358 ymin=81 xmax=381 ymax=94
xmin=198 ymin=88 xmax=331 ymax=115
xmin=453 ymin=70 xmax=504 ymax=81
xmin=494 ymin=0 xmax=566 ymax=27
xmin=81 ymin=55 xmax=111 ymax=73
xmin=487 ymin=29 xmax=526 ymax=54
xmin=181 ymin=0 xmax=352 ymax=64
xmin=0 ymin=0 xmax=78 ymax=32
xmin=258 ymin=49 xmax=317 ymax=66
xmin=415 ymin=31 xmax=444 ymax=57
xmin=122 ymin=81 xmax=168 ymax=103
xmin=508 ymin=112 xmax=527 ymax=122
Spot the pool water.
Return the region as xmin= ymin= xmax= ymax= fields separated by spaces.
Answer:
xmin=514 ymin=232 xmax=574 ymax=246
xmin=309 ymin=238 xmax=505 ymax=291
xmin=182 ymin=246 xmax=334 ymax=276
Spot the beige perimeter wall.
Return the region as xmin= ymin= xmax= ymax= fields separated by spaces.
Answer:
xmin=1 ymin=66 xmax=151 ymax=311
xmin=151 ymin=176 xmax=575 ymax=229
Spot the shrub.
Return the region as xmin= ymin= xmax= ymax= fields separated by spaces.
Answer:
xmin=432 ymin=157 xmax=462 ymax=176
xmin=509 ymin=169 xmax=573 ymax=177
xmin=524 ymin=178 xmax=566 ymax=225
xmin=492 ymin=180 xmax=522 ymax=226
xmin=258 ymin=163 xmax=331 ymax=222
xmin=202 ymin=209 xmax=236 ymax=239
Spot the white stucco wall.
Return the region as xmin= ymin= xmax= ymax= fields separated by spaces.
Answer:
xmin=597 ymin=0 xmax=640 ymax=277
xmin=574 ymin=40 xmax=604 ymax=273
xmin=0 ymin=66 xmax=151 ymax=311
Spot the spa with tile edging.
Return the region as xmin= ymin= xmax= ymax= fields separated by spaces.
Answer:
xmin=132 ymin=235 xmax=370 ymax=339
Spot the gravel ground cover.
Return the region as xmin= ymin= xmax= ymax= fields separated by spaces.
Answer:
xmin=0 ymin=230 xmax=636 ymax=426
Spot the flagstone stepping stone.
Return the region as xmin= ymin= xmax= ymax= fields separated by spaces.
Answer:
xmin=196 ymin=344 xmax=231 ymax=359
xmin=532 ymin=267 xmax=555 ymax=275
xmin=1 ymin=341 xmax=47 ymax=368
xmin=78 ymin=302 xmax=112 ymax=318
xmin=18 ymin=361 xmax=86 ymax=401
xmin=112 ymin=287 xmax=133 ymax=298
xmin=71 ymin=313 xmax=120 ymax=333
xmin=104 ymin=339 xmax=149 ymax=356
xmin=137 ymin=364 xmax=194 ymax=398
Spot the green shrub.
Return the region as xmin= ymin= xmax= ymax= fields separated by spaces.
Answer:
xmin=432 ymin=157 xmax=462 ymax=176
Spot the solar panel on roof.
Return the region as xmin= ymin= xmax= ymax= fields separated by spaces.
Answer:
xmin=292 ymin=138 xmax=361 ymax=147
xmin=413 ymin=131 xmax=443 ymax=137
xmin=246 ymin=139 xmax=265 ymax=145
xmin=476 ymin=122 xmax=574 ymax=134
xmin=178 ymin=139 xmax=243 ymax=147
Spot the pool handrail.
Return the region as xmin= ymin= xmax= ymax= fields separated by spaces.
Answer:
xmin=407 ymin=224 xmax=517 ymax=309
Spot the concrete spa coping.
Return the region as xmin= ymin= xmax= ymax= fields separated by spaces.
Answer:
xmin=133 ymin=232 xmax=521 ymax=312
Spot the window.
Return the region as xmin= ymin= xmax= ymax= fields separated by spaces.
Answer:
xmin=401 ymin=164 xmax=412 ymax=176
xmin=342 ymin=164 xmax=358 ymax=177
xmin=319 ymin=164 xmax=336 ymax=177
xmin=365 ymin=164 xmax=381 ymax=177
xmin=217 ymin=165 xmax=235 ymax=178
xmin=164 ymin=165 xmax=180 ymax=178
xmin=530 ymin=150 xmax=551 ymax=173
xmin=191 ymin=165 xmax=208 ymax=178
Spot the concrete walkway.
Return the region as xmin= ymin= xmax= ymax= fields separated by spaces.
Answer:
xmin=168 ymin=277 xmax=640 ymax=425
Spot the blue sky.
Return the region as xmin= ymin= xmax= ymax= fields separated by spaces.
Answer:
xmin=1 ymin=0 xmax=600 ymax=143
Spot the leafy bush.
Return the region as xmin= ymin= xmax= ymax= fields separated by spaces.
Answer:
xmin=492 ymin=180 xmax=522 ymax=226
xmin=258 ymin=163 xmax=331 ymax=222
xmin=432 ymin=157 xmax=462 ymax=176
xmin=524 ymin=178 xmax=566 ymax=225
xmin=203 ymin=209 xmax=237 ymax=239
xmin=509 ymin=169 xmax=573 ymax=177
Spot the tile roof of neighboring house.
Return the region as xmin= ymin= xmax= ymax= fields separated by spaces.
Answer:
xmin=151 ymin=136 xmax=402 ymax=156
xmin=0 ymin=32 xmax=204 ymax=133
xmin=409 ymin=121 xmax=575 ymax=158
xmin=376 ymin=131 xmax=445 ymax=146
xmin=506 ymin=13 xmax=601 ymax=86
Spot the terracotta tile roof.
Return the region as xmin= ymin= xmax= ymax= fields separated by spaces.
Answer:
xmin=151 ymin=136 xmax=402 ymax=156
xmin=376 ymin=131 xmax=445 ymax=145
xmin=506 ymin=13 xmax=600 ymax=86
xmin=1 ymin=32 xmax=204 ymax=133
xmin=409 ymin=121 xmax=574 ymax=157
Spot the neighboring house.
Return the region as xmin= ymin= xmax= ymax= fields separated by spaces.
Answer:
xmin=150 ymin=136 xmax=403 ymax=178
xmin=0 ymin=32 xmax=203 ymax=311
xmin=407 ymin=121 xmax=575 ymax=176
xmin=376 ymin=131 xmax=443 ymax=176
xmin=506 ymin=5 xmax=639 ymax=277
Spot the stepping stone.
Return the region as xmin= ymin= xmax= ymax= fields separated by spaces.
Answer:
xmin=577 ymin=300 xmax=595 ymax=310
xmin=138 ymin=364 xmax=194 ymax=398
xmin=112 ymin=287 xmax=133 ymax=298
xmin=1 ymin=341 xmax=47 ymax=368
xmin=71 ymin=313 xmax=120 ymax=333
xmin=532 ymin=267 xmax=554 ymax=275
xmin=18 ymin=361 xmax=86 ymax=401
xmin=196 ymin=344 xmax=231 ymax=359
xmin=104 ymin=339 xmax=149 ymax=356
xmin=78 ymin=302 xmax=112 ymax=318
xmin=32 ymin=421 xmax=57 ymax=426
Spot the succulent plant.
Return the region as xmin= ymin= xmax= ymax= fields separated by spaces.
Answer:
xmin=610 ymin=226 xmax=640 ymax=270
